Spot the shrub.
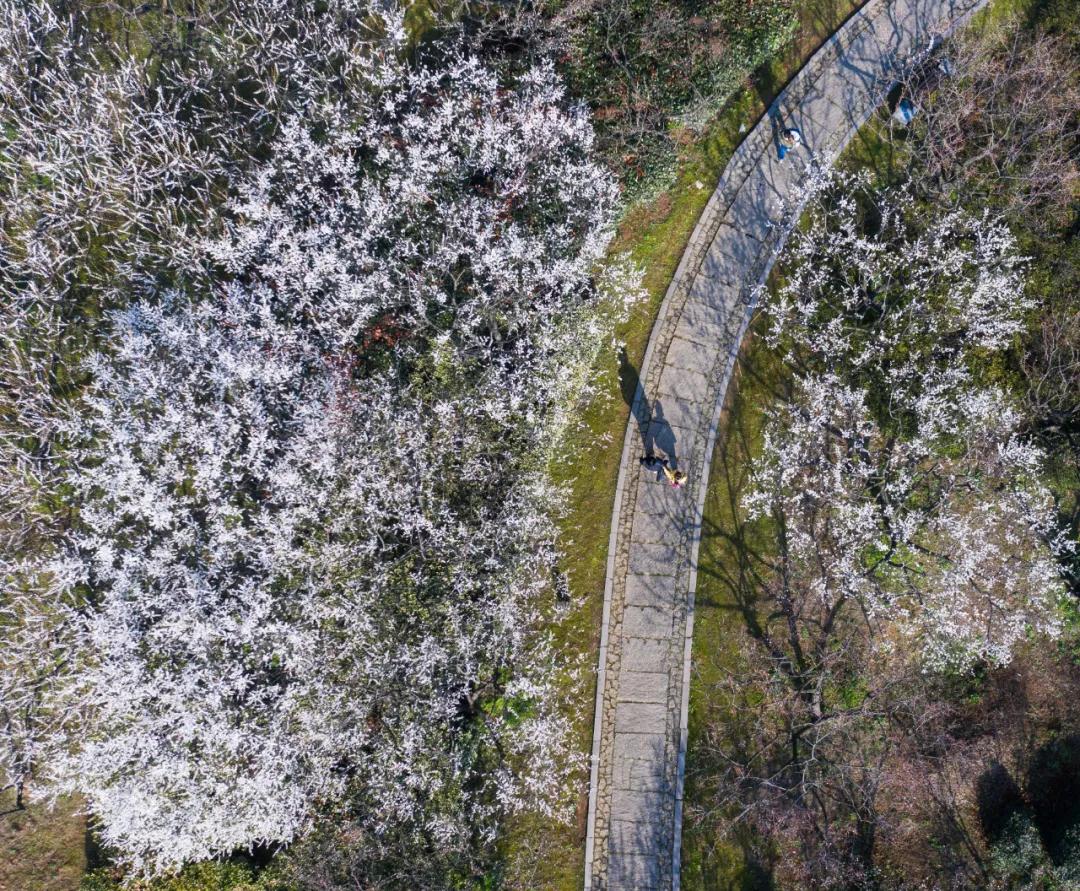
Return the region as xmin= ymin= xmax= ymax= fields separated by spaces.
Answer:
xmin=81 ymin=861 xmax=283 ymax=891
xmin=989 ymin=809 xmax=1050 ymax=887
xmin=543 ymin=0 xmax=796 ymax=193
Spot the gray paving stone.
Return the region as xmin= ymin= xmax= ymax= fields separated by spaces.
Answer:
xmin=608 ymin=819 xmax=666 ymax=854
xmin=613 ymin=732 xmax=668 ymax=762
xmin=624 ymin=574 xmax=677 ymax=609
xmin=673 ymin=310 xmax=726 ymax=349
xmin=634 ymin=473 xmax=682 ymax=518
xmin=627 ymin=541 xmax=679 ymax=576
xmin=656 ymin=362 xmax=710 ymax=404
xmin=680 ymin=285 xmax=736 ymax=331
xmin=610 ymin=789 xmax=670 ymax=824
xmin=754 ymin=153 xmax=802 ymax=209
xmin=621 ymin=608 xmax=673 ymax=641
xmin=794 ymin=78 xmax=860 ymax=144
xmin=629 ymin=759 xmax=670 ymax=792
xmin=614 ymin=702 xmax=667 ymax=735
xmin=614 ymin=751 xmax=669 ymax=793
xmin=648 ymin=392 xmax=703 ymax=435
xmin=662 ymin=336 xmax=718 ymax=374
xmin=607 ymin=875 xmax=662 ymax=891
xmin=630 ymin=507 xmax=681 ymax=547
xmin=608 ymin=854 xmax=661 ymax=889
xmin=617 ymin=670 xmax=669 ymax=707
xmin=613 ymin=749 xmax=671 ymax=792
xmin=607 ymin=876 xmax=661 ymax=891
xmin=724 ymin=184 xmax=782 ymax=239
xmin=699 ymin=223 xmax=761 ymax=283
xmin=621 ymin=637 xmax=669 ymax=672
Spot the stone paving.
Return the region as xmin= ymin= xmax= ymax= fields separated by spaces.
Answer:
xmin=583 ymin=0 xmax=989 ymax=888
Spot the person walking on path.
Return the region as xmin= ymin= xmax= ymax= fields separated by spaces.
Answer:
xmin=641 ymin=454 xmax=688 ymax=488
xmin=663 ymin=465 xmax=688 ymax=488
xmin=778 ymin=126 xmax=803 ymax=159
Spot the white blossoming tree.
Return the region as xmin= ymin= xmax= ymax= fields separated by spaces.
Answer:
xmin=1 ymin=0 xmax=635 ymax=878
xmin=748 ymin=179 xmax=1068 ymax=674
xmin=690 ymin=175 xmax=1071 ymax=887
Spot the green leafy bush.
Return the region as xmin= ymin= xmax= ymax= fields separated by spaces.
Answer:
xmin=81 ymin=861 xmax=284 ymax=891
xmin=1053 ymin=820 xmax=1080 ymax=885
xmin=550 ymin=0 xmax=796 ymax=193
xmin=990 ymin=809 xmax=1051 ymax=886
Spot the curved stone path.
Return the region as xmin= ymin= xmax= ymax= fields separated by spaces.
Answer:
xmin=583 ymin=0 xmax=989 ymax=888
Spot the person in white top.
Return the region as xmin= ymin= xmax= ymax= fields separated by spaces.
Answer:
xmin=778 ymin=126 xmax=803 ymax=159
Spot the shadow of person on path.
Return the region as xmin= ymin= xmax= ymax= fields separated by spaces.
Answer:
xmin=651 ymin=400 xmax=678 ymax=468
xmin=767 ymin=106 xmax=785 ymax=159
xmin=619 ymin=345 xmax=653 ymax=453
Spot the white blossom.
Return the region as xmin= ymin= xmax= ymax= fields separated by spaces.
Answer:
xmin=1 ymin=0 xmax=633 ymax=875
xmin=747 ymin=177 xmax=1067 ymax=673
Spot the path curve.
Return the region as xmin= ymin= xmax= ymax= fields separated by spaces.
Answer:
xmin=584 ymin=1 xmax=989 ymax=888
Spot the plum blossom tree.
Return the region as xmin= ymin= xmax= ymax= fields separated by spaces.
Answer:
xmin=0 ymin=0 xmax=271 ymax=822
xmin=0 ymin=0 xmax=634 ymax=875
xmin=746 ymin=373 xmax=1066 ymax=672
xmin=0 ymin=0 xmax=289 ymax=803
xmin=749 ymin=178 xmax=1068 ymax=673
xmin=30 ymin=7 xmax=632 ymax=877
xmin=690 ymin=174 xmax=1071 ymax=886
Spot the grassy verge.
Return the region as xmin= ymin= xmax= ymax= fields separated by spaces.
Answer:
xmin=0 ymin=792 xmax=86 ymax=891
xmin=501 ymin=2 xmax=864 ymax=888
